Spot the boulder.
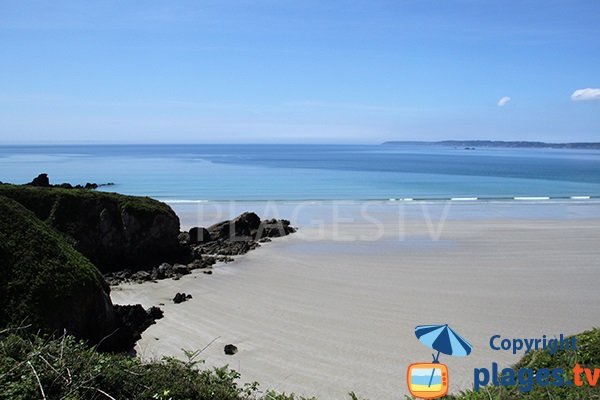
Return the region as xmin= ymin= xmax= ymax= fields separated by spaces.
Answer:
xmin=146 ymin=306 xmax=164 ymax=320
xmin=112 ymin=304 xmax=163 ymax=349
xmin=172 ymin=264 xmax=190 ymax=275
xmin=224 ymin=344 xmax=238 ymax=355
xmin=256 ymin=218 xmax=296 ymax=239
xmin=189 ymin=227 xmax=210 ymax=244
xmin=131 ymin=270 xmax=152 ymax=282
xmin=207 ymin=212 xmax=261 ymax=241
xmin=178 ymin=231 xmax=191 ymax=245
xmin=173 ymin=292 xmax=192 ymax=304
xmin=27 ymin=173 xmax=50 ymax=187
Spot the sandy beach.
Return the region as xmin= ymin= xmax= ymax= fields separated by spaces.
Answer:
xmin=111 ymin=201 xmax=600 ymax=399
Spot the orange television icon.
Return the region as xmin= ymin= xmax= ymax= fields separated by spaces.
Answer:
xmin=406 ymin=362 xmax=449 ymax=399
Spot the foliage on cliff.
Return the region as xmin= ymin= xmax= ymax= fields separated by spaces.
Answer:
xmin=0 ymin=195 xmax=117 ymax=344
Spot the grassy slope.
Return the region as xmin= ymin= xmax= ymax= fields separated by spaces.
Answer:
xmin=0 ymin=195 xmax=110 ymax=339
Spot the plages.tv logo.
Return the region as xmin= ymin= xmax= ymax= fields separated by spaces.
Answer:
xmin=407 ymin=324 xmax=472 ymax=399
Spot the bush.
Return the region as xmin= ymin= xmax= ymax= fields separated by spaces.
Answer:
xmin=445 ymin=328 xmax=600 ymax=399
xmin=0 ymin=329 xmax=259 ymax=400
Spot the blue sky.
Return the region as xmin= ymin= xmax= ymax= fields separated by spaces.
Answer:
xmin=0 ymin=0 xmax=599 ymax=144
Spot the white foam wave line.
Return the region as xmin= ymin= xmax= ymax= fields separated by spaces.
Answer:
xmin=451 ymin=197 xmax=478 ymax=201
xmin=514 ymin=196 xmax=551 ymax=200
xmin=402 ymin=198 xmax=414 ymax=201
xmin=571 ymin=196 xmax=591 ymax=200
xmin=163 ymin=199 xmax=210 ymax=203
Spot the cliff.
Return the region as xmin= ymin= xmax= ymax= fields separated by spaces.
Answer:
xmin=0 ymin=184 xmax=181 ymax=272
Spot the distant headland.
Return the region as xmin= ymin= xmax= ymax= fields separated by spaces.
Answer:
xmin=382 ymin=140 xmax=600 ymax=149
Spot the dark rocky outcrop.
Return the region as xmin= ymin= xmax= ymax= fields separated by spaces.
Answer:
xmin=0 ymin=194 xmax=163 ymax=352
xmin=26 ymin=173 xmax=113 ymax=191
xmin=112 ymin=304 xmax=163 ymax=349
xmin=27 ymin=173 xmax=50 ymax=187
xmin=208 ymin=212 xmax=262 ymax=241
xmin=189 ymin=227 xmax=210 ymax=244
xmin=0 ymin=182 xmax=181 ymax=271
xmin=257 ymin=218 xmax=296 ymax=239
xmin=105 ymin=211 xmax=296 ymax=285
xmin=207 ymin=212 xmax=296 ymax=242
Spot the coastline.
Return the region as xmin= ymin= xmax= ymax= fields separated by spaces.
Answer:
xmin=111 ymin=201 xmax=600 ymax=398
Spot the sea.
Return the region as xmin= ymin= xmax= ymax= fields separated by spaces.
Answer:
xmin=1 ymin=144 xmax=600 ymax=202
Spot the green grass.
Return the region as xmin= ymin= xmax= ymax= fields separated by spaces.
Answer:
xmin=444 ymin=328 xmax=600 ymax=399
xmin=0 ymin=184 xmax=174 ymax=223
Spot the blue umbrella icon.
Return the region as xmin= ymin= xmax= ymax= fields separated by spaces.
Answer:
xmin=415 ymin=324 xmax=472 ymax=387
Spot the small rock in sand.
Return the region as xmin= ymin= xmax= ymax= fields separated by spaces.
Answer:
xmin=224 ymin=344 xmax=238 ymax=355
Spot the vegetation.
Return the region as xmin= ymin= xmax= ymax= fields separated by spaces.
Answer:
xmin=0 ymin=195 xmax=111 ymax=340
xmin=444 ymin=328 xmax=600 ymax=400
xmin=0 ymin=184 xmax=174 ymax=224
xmin=0 ymin=328 xmax=326 ymax=400
xmin=1 ymin=328 xmax=598 ymax=399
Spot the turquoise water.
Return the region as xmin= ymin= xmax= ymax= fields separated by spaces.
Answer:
xmin=1 ymin=144 xmax=600 ymax=201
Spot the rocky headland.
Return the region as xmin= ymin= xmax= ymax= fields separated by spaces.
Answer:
xmin=0 ymin=174 xmax=295 ymax=352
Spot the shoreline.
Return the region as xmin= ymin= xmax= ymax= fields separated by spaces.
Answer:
xmin=111 ymin=203 xmax=600 ymax=399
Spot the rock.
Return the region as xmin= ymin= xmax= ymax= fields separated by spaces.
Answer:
xmin=188 ymin=259 xmax=206 ymax=270
xmin=256 ymin=218 xmax=296 ymax=239
xmin=203 ymin=270 xmax=213 ymax=275
xmin=158 ymin=262 xmax=171 ymax=274
xmin=84 ymin=182 xmax=98 ymax=190
xmin=58 ymin=183 xmax=73 ymax=189
xmin=224 ymin=344 xmax=238 ymax=355
xmin=197 ymin=240 xmax=258 ymax=256
xmin=172 ymin=263 xmax=190 ymax=275
xmin=173 ymin=292 xmax=192 ymax=304
xmin=112 ymin=304 xmax=163 ymax=350
xmin=189 ymin=227 xmax=210 ymax=244
xmin=208 ymin=212 xmax=261 ymax=241
xmin=131 ymin=270 xmax=152 ymax=282
xmin=146 ymin=306 xmax=164 ymax=320
xmin=27 ymin=173 xmax=50 ymax=187
xmin=178 ymin=231 xmax=190 ymax=245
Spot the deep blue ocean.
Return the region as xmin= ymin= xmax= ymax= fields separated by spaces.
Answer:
xmin=1 ymin=144 xmax=600 ymax=201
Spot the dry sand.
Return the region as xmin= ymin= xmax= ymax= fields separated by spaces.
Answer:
xmin=111 ymin=202 xmax=600 ymax=399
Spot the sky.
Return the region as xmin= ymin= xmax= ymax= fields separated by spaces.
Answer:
xmin=0 ymin=0 xmax=599 ymax=144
